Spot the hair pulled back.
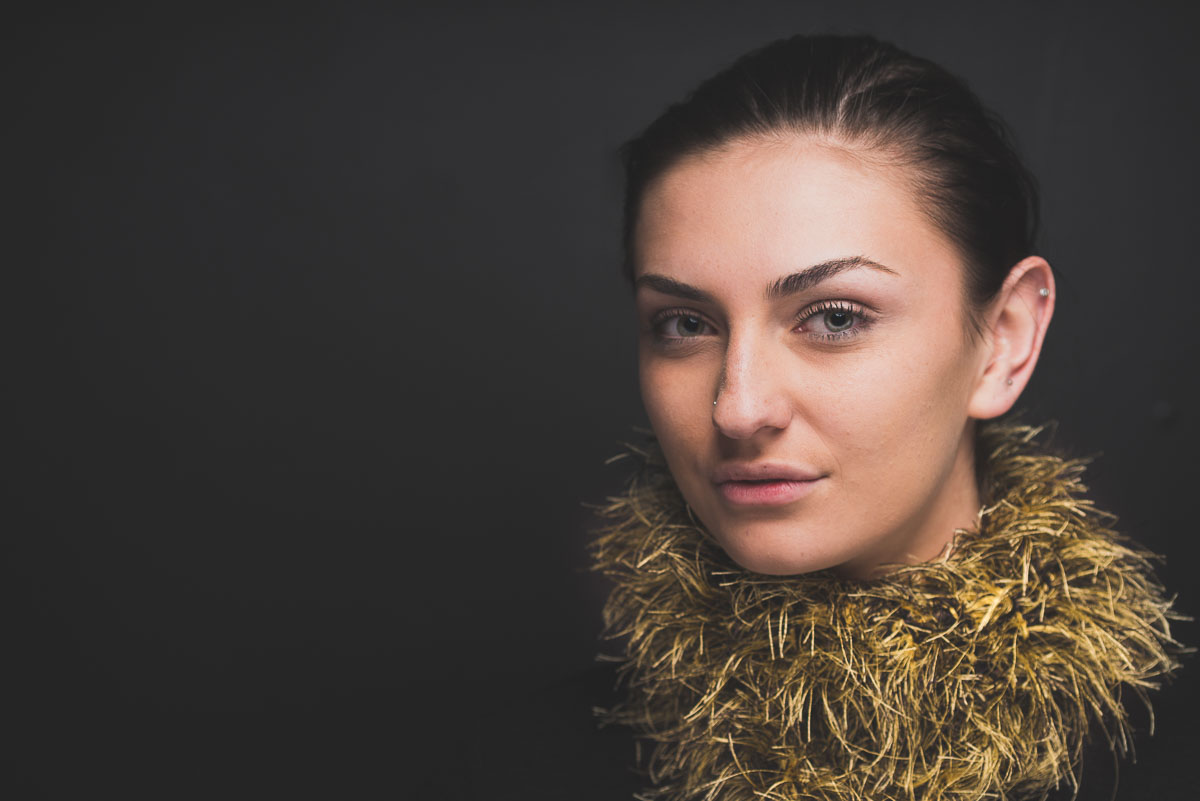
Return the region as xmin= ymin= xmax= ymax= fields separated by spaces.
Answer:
xmin=621 ymin=35 xmax=1040 ymax=326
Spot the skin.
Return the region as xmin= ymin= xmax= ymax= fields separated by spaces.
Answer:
xmin=633 ymin=135 xmax=1055 ymax=579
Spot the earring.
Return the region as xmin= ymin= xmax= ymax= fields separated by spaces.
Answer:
xmin=713 ymin=400 xmax=718 ymax=406
xmin=1005 ymin=378 xmax=1014 ymax=386
xmin=1039 ymin=287 xmax=1050 ymax=297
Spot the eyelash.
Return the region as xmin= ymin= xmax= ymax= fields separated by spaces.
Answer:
xmin=649 ymin=300 xmax=873 ymax=345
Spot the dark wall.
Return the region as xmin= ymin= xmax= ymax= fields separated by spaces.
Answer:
xmin=9 ymin=2 xmax=1198 ymax=799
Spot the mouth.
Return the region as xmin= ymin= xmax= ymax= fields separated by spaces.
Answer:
xmin=715 ymin=477 xmax=824 ymax=506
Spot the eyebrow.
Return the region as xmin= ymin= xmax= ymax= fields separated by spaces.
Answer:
xmin=635 ymin=256 xmax=898 ymax=303
xmin=766 ymin=256 xmax=899 ymax=300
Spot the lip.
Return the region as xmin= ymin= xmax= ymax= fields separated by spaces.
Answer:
xmin=712 ymin=462 xmax=825 ymax=507
xmin=715 ymin=478 xmax=823 ymax=506
xmin=713 ymin=462 xmax=823 ymax=483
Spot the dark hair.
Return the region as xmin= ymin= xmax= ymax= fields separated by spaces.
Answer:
xmin=621 ymin=35 xmax=1039 ymax=332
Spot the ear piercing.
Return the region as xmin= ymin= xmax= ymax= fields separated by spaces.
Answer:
xmin=1006 ymin=378 xmax=1014 ymax=386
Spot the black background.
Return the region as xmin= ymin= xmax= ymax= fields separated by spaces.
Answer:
xmin=9 ymin=1 xmax=1200 ymax=799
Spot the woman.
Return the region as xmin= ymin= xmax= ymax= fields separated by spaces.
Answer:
xmin=592 ymin=35 xmax=1184 ymax=801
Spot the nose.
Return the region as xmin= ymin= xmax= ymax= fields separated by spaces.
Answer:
xmin=711 ymin=334 xmax=793 ymax=439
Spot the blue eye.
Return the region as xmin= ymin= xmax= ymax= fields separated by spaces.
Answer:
xmin=653 ymin=310 xmax=714 ymax=340
xmin=822 ymin=309 xmax=854 ymax=332
xmin=797 ymin=301 xmax=871 ymax=341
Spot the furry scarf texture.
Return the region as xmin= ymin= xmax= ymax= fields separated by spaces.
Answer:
xmin=591 ymin=423 xmax=1185 ymax=801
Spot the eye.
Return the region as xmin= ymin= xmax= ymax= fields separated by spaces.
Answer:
xmin=821 ymin=309 xmax=855 ymax=332
xmin=651 ymin=309 xmax=716 ymax=341
xmin=796 ymin=301 xmax=871 ymax=341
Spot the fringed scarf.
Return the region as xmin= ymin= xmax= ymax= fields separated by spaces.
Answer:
xmin=591 ymin=423 xmax=1186 ymax=801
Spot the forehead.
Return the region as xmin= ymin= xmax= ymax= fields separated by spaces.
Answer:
xmin=634 ymin=136 xmax=962 ymax=286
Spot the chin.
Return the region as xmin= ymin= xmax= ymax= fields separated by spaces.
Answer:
xmin=713 ymin=522 xmax=849 ymax=576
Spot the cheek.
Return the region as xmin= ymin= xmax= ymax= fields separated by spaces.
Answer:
xmin=638 ymin=355 xmax=717 ymax=445
xmin=809 ymin=327 xmax=978 ymax=461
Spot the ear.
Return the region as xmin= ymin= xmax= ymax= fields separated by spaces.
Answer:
xmin=967 ymin=256 xmax=1056 ymax=420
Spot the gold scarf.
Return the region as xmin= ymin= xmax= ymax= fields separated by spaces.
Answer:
xmin=591 ymin=423 xmax=1185 ymax=801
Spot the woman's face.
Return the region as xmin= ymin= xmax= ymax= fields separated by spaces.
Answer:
xmin=633 ymin=137 xmax=997 ymax=578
